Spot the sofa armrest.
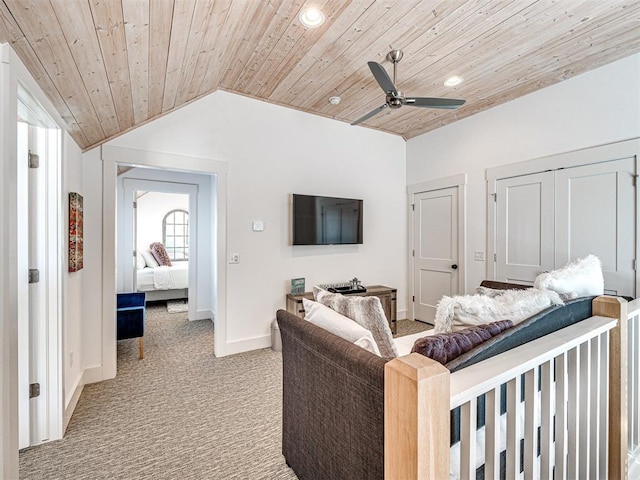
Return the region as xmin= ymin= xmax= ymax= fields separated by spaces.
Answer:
xmin=277 ymin=309 xmax=387 ymax=480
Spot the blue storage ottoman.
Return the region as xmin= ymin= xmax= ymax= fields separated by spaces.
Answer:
xmin=116 ymin=292 xmax=146 ymax=359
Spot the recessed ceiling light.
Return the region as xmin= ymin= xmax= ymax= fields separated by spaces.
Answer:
xmin=444 ymin=75 xmax=464 ymax=87
xmin=329 ymin=96 xmax=341 ymax=105
xmin=299 ymin=7 xmax=325 ymax=28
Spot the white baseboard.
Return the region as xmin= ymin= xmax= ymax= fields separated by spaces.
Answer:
xmin=194 ymin=309 xmax=213 ymax=321
xmin=83 ymin=365 xmax=105 ymax=385
xmin=223 ymin=334 xmax=272 ymax=356
xmin=63 ymin=374 xmax=84 ymax=433
xmin=397 ymin=308 xmax=408 ymax=321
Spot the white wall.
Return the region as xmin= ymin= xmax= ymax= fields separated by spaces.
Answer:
xmin=84 ymin=90 xmax=406 ymax=356
xmin=81 ymin=148 xmax=104 ymax=381
xmin=135 ymin=191 xmax=189 ymax=255
xmin=407 ymin=53 xmax=640 ymax=292
xmin=62 ymin=133 xmax=84 ymax=409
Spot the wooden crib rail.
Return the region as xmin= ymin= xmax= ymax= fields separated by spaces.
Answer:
xmin=384 ymin=295 xmax=633 ymax=480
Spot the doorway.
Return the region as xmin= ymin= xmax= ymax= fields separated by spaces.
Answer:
xmin=408 ymin=174 xmax=466 ymax=323
xmin=103 ymin=145 xmax=228 ymax=379
xmin=119 ymin=175 xmax=200 ymax=321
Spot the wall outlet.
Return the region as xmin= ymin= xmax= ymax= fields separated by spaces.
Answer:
xmin=69 ymin=350 xmax=74 ymax=367
xmin=229 ymin=253 xmax=240 ymax=264
xmin=474 ymin=251 xmax=485 ymax=261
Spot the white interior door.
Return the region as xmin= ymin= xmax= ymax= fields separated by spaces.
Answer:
xmin=18 ymin=123 xmax=49 ymax=448
xmin=413 ymin=187 xmax=459 ymax=323
xmin=555 ymin=158 xmax=636 ymax=297
xmin=496 ymin=171 xmax=555 ymax=284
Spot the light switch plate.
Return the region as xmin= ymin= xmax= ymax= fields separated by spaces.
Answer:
xmin=474 ymin=251 xmax=485 ymax=261
xmin=229 ymin=253 xmax=240 ymax=264
xmin=252 ymin=220 xmax=264 ymax=232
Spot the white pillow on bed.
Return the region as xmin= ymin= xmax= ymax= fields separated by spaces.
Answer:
xmin=136 ymin=254 xmax=146 ymax=270
xmin=140 ymin=249 xmax=159 ymax=268
xmin=302 ymin=298 xmax=381 ymax=356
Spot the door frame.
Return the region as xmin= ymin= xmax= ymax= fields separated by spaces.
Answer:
xmin=487 ymin=138 xmax=640 ymax=286
xmin=407 ymin=174 xmax=466 ymax=321
xmin=102 ymin=145 xmax=228 ymax=382
xmin=1 ymin=45 xmax=64 ymax=477
xmin=121 ymin=178 xmax=199 ymax=321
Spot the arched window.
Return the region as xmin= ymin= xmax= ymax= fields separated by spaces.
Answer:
xmin=163 ymin=209 xmax=189 ymax=261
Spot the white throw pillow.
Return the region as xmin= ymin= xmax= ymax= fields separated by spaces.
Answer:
xmin=136 ymin=253 xmax=147 ymax=270
xmin=302 ymin=298 xmax=381 ymax=356
xmin=140 ymin=249 xmax=159 ymax=268
xmin=534 ymin=254 xmax=604 ymax=297
xmin=434 ymin=288 xmax=564 ymax=333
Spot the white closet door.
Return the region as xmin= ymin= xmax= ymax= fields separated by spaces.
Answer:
xmin=555 ymin=157 xmax=636 ymax=297
xmin=496 ymin=172 xmax=555 ymax=284
xmin=413 ymin=187 xmax=459 ymax=322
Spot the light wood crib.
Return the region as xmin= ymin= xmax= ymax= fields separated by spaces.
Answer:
xmin=386 ymin=296 xmax=640 ymax=479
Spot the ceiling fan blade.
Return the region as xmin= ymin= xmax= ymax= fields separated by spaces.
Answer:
xmin=368 ymin=62 xmax=397 ymax=94
xmin=351 ymin=103 xmax=389 ymax=125
xmin=405 ymin=97 xmax=466 ymax=109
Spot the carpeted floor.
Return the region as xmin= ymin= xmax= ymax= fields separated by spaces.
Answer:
xmin=19 ymin=308 xmax=431 ymax=480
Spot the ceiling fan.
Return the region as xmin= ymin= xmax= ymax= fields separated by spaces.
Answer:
xmin=351 ymin=50 xmax=466 ymax=126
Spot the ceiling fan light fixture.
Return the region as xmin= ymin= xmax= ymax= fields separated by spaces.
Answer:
xmin=444 ymin=75 xmax=464 ymax=87
xmin=299 ymin=7 xmax=325 ymax=28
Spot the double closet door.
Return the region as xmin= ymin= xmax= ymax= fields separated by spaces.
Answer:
xmin=495 ymin=157 xmax=636 ymax=297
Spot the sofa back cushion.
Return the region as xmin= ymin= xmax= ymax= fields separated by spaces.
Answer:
xmin=314 ymin=287 xmax=398 ymax=359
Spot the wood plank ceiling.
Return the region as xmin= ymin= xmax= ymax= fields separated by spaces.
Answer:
xmin=1 ymin=0 xmax=639 ymax=151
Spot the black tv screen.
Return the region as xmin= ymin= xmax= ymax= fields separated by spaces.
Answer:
xmin=292 ymin=194 xmax=363 ymax=245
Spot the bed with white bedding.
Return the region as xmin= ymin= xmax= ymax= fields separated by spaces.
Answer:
xmin=136 ymin=261 xmax=189 ymax=301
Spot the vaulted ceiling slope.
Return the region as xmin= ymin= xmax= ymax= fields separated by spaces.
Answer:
xmin=1 ymin=0 xmax=640 ymax=151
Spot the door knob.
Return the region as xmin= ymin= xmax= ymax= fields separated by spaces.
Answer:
xmin=451 ymin=264 xmax=458 ymax=270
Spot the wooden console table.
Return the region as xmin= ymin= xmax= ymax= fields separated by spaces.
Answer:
xmin=285 ymin=285 xmax=397 ymax=334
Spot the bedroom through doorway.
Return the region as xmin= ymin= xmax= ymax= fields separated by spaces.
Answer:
xmin=135 ymin=190 xmax=191 ymax=312
xmin=116 ymin=168 xmax=217 ymax=331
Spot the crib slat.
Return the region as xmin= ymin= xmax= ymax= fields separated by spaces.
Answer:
xmin=484 ymin=387 xmax=500 ymax=480
xmin=524 ymin=367 xmax=539 ymax=479
xmin=579 ymin=341 xmax=591 ymax=478
xmin=567 ymin=346 xmax=580 ymax=478
xmin=555 ymin=353 xmax=568 ymax=480
xmin=631 ymin=315 xmax=640 ymax=448
xmin=588 ymin=336 xmax=601 ymax=477
xmin=540 ymin=360 xmax=554 ymax=480
xmin=599 ymin=331 xmax=610 ymax=480
xmin=460 ymin=398 xmax=477 ymax=480
xmin=506 ymin=376 xmax=521 ymax=479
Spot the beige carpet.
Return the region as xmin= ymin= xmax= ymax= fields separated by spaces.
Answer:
xmin=19 ymin=306 xmax=296 ymax=480
xmin=19 ymin=309 xmax=431 ymax=480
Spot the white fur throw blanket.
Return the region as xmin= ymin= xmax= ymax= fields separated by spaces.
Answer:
xmin=534 ymin=254 xmax=604 ymax=297
xmin=434 ymin=288 xmax=564 ymax=334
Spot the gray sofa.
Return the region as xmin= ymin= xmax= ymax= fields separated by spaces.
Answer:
xmin=276 ymin=281 xmax=600 ymax=480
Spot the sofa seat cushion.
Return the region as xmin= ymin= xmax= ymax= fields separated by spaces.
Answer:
xmin=314 ymin=287 xmax=398 ymax=359
xmin=411 ymin=320 xmax=513 ymax=365
xmin=302 ymin=298 xmax=381 ymax=356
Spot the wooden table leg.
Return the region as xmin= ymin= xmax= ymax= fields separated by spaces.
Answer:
xmin=139 ymin=337 xmax=144 ymax=360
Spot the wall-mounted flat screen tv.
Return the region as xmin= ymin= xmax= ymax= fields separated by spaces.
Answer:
xmin=291 ymin=194 xmax=363 ymax=245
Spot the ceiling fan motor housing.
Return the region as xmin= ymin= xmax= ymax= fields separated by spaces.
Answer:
xmin=387 ymin=92 xmax=405 ymax=108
